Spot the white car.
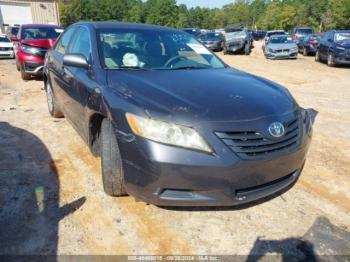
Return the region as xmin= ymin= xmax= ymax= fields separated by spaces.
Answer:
xmin=262 ymin=30 xmax=286 ymax=51
xmin=0 ymin=34 xmax=14 ymax=59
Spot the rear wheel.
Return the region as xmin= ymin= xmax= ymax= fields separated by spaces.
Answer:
xmin=20 ymin=65 xmax=31 ymax=80
xmin=45 ymin=80 xmax=63 ymax=118
xmin=303 ymin=48 xmax=308 ymax=56
xmin=101 ymin=118 xmax=127 ymax=197
xmin=327 ymin=53 xmax=335 ymax=67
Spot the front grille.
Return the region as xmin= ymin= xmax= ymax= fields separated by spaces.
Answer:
xmin=275 ymin=49 xmax=290 ymax=53
xmin=216 ymin=118 xmax=300 ymax=159
xmin=0 ymin=47 xmax=12 ymax=51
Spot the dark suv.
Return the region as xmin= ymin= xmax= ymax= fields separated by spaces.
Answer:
xmin=316 ymin=30 xmax=350 ymax=66
xmin=292 ymin=27 xmax=314 ymax=44
xmin=44 ymin=22 xmax=313 ymax=206
xmin=223 ymin=24 xmax=253 ymax=55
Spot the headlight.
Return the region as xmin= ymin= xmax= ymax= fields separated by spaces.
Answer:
xmin=291 ymin=47 xmax=298 ymax=52
xmin=336 ymin=46 xmax=346 ymax=51
xmin=126 ymin=113 xmax=212 ymax=153
xmin=268 ymin=48 xmax=274 ymax=53
xmin=21 ymin=44 xmax=41 ymax=55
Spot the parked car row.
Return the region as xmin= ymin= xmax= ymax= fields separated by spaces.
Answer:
xmin=259 ymin=26 xmax=350 ymax=66
xmin=8 ymin=22 xmax=314 ymax=207
xmin=0 ymin=34 xmax=14 ymax=59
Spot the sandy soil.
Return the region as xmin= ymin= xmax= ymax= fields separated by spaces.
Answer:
xmin=0 ymin=42 xmax=349 ymax=258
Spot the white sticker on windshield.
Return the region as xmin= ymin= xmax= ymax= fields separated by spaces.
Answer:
xmin=55 ymin=29 xmax=64 ymax=33
xmin=187 ymin=43 xmax=211 ymax=55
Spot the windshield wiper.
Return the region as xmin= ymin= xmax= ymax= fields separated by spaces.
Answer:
xmin=112 ymin=66 xmax=149 ymax=71
xmin=170 ymin=66 xmax=210 ymax=70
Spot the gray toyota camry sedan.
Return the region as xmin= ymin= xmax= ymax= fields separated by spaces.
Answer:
xmin=43 ymin=22 xmax=314 ymax=206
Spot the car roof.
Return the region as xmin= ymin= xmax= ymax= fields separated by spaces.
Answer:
xmin=76 ymin=21 xmax=181 ymax=33
xmin=267 ymin=30 xmax=284 ymax=33
xmin=270 ymin=34 xmax=289 ymax=38
xmin=21 ymin=24 xmax=63 ymax=29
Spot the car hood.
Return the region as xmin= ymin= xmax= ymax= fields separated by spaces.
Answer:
xmin=107 ymin=68 xmax=297 ymax=123
xmin=20 ymin=39 xmax=56 ymax=49
xmin=336 ymin=41 xmax=350 ymax=49
xmin=0 ymin=42 xmax=13 ymax=48
xmin=268 ymin=43 xmax=297 ymax=50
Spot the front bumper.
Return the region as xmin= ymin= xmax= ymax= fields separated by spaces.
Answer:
xmin=116 ymin=112 xmax=312 ymax=206
xmin=23 ymin=61 xmax=44 ymax=75
xmin=17 ymin=50 xmax=45 ymax=75
xmin=225 ymin=41 xmax=245 ymax=52
xmin=204 ymin=43 xmax=221 ymax=51
xmin=334 ymin=51 xmax=350 ymax=65
xmin=266 ymin=51 xmax=298 ymax=59
xmin=0 ymin=50 xmax=14 ymax=58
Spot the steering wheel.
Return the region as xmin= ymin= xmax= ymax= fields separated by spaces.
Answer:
xmin=164 ymin=55 xmax=187 ymax=68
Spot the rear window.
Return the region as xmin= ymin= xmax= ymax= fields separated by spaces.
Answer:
xmin=22 ymin=27 xmax=63 ymax=40
xmin=267 ymin=31 xmax=285 ymax=37
xmin=296 ymin=29 xmax=313 ymax=35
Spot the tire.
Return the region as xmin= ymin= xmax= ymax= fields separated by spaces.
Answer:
xmin=45 ymin=80 xmax=63 ymax=118
xmin=327 ymin=53 xmax=335 ymax=67
xmin=303 ymin=48 xmax=308 ymax=56
xmin=315 ymin=50 xmax=321 ymax=62
xmin=20 ymin=65 xmax=31 ymax=80
xmin=244 ymin=43 xmax=250 ymax=55
xmin=101 ymin=118 xmax=127 ymax=197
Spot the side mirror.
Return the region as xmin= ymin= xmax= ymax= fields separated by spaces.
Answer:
xmin=10 ymin=35 xmax=18 ymax=42
xmin=63 ymin=54 xmax=89 ymax=70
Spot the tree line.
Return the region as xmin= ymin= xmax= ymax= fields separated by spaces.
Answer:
xmin=59 ymin=0 xmax=350 ymax=32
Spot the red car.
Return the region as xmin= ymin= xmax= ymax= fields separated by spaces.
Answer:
xmin=13 ymin=24 xmax=63 ymax=80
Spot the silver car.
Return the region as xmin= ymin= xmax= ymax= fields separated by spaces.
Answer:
xmin=264 ymin=35 xmax=298 ymax=59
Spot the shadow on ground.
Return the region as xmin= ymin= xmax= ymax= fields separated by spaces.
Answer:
xmin=0 ymin=122 xmax=85 ymax=255
xmin=246 ymin=216 xmax=350 ymax=261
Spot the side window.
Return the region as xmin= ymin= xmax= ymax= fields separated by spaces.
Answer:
xmin=70 ymin=27 xmax=92 ymax=61
xmin=55 ymin=27 xmax=76 ymax=55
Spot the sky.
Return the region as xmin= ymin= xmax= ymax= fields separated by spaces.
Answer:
xmin=176 ymin=0 xmax=234 ymax=8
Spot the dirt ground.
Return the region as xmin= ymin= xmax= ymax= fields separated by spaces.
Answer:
xmin=0 ymin=41 xmax=349 ymax=258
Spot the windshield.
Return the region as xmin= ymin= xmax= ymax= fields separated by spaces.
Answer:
xmin=22 ymin=28 xmax=63 ymax=40
xmin=335 ymin=32 xmax=350 ymax=42
xmin=199 ymin=33 xmax=222 ymax=41
xmin=97 ymin=29 xmax=225 ymax=70
xmin=269 ymin=36 xmax=293 ymax=44
xmin=11 ymin=27 xmax=19 ymax=36
xmin=0 ymin=36 xmax=11 ymax=43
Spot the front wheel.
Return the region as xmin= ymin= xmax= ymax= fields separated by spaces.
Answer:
xmin=303 ymin=48 xmax=308 ymax=56
xmin=244 ymin=44 xmax=250 ymax=55
xmin=327 ymin=53 xmax=336 ymax=67
xmin=315 ymin=50 xmax=321 ymax=62
xmin=101 ymin=119 xmax=127 ymax=197
xmin=20 ymin=65 xmax=31 ymax=80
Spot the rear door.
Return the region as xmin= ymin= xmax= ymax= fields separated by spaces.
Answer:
xmin=48 ymin=27 xmax=78 ymax=115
